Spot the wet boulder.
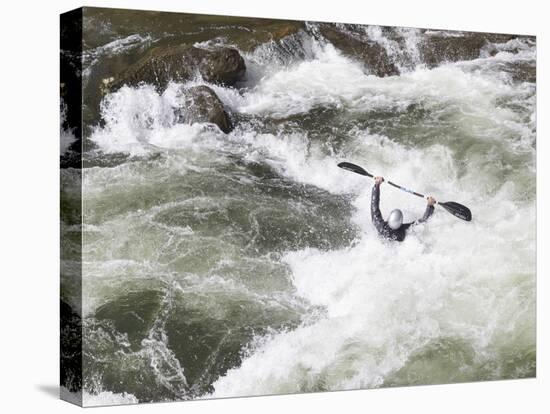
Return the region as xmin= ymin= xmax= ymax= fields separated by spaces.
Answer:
xmin=418 ymin=31 xmax=517 ymax=67
xmin=105 ymin=45 xmax=246 ymax=92
xmin=318 ymin=23 xmax=399 ymax=77
xmin=175 ymin=85 xmax=233 ymax=133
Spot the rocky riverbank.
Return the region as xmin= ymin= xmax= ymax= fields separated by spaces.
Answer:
xmin=77 ymin=11 xmax=535 ymax=141
xmin=64 ymin=9 xmax=536 ymax=155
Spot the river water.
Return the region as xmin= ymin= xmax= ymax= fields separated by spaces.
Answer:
xmin=60 ymin=9 xmax=536 ymax=406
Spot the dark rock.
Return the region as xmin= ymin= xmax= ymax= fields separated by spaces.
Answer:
xmin=175 ymin=85 xmax=233 ymax=133
xmin=318 ymin=23 xmax=399 ymax=77
xmin=271 ymin=24 xmax=301 ymax=41
xmin=60 ymin=146 xmax=83 ymax=169
xmin=106 ymin=45 xmax=246 ymax=92
xmin=238 ymin=21 xmax=306 ymax=51
xmin=505 ymin=61 xmax=536 ymax=83
xmin=60 ymin=299 xmax=82 ymax=393
xmin=418 ymin=32 xmax=517 ymax=68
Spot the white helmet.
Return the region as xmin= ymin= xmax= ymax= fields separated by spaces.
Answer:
xmin=388 ymin=209 xmax=403 ymax=230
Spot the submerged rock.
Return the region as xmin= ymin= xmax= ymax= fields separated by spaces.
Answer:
xmin=318 ymin=23 xmax=399 ymax=77
xmin=106 ymin=45 xmax=246 ymax=92
xmin=175 ymin=86 xmax=233 ymax=133
xmin=418 ymin=31 xmax=517 ymax=67
xmin=233 ymin=21 xmax=306 ymax=52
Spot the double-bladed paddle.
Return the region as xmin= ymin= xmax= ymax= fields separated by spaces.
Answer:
xmin=337 ymin=161 xmax=472 ymax=221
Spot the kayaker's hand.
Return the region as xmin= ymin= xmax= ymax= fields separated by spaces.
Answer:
xmin=427 ymin=196 xmax=436 ymax=206
xmin=374 ymin=176 xmax=384 ymax=186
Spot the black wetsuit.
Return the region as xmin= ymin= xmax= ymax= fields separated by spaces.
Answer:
xmin=371 ymin=183 xmax=434 ymax=242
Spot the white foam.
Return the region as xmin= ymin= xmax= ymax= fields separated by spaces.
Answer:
xmin=365 ymin=26 xmax=423 ymax=72
xmin=83 ymin=391 xmax=139 ymax=407
xmin=97 ymin=34 xmax=152 ymax=54
xmin=90 ymin=83 xmax=223 ymax=155
xmin=220 ymin=43 xmax=528 ymax=126
xmin=233 ymin=44 xmax=369 ymax=117
xmin=211 ymin=182 xmax=535 ymax=396
xmin=60 ymin=99 xmax=76 ymax=155
xmin=60 ymin=129 xmax=76 ymax=156
xmin=83 ymin=34 xmax=153 ymax=67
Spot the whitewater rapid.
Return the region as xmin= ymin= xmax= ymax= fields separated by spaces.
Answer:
xmin=69 ymin=25 xmax=536 ymax=405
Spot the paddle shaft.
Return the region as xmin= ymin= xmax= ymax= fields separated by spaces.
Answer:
xmin=385 ymin=180 xmax=427 ymax=199
xmin=361 ymin=169 xmax=429 ymax=201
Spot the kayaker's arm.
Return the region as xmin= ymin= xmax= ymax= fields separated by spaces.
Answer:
xmin=371 ymin=177 xmax=386 ymax=234
xmin=415 ymin=196 xmax=436 ymax=224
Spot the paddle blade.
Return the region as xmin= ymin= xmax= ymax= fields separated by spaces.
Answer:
xmin=439 ymin=201 xmax=472 ymax=221
xmin=337 ymin=162 xmax=372 ymax=177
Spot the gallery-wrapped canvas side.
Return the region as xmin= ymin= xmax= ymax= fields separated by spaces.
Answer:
xmin=60 ymin=7 xmax=83 ymax=407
